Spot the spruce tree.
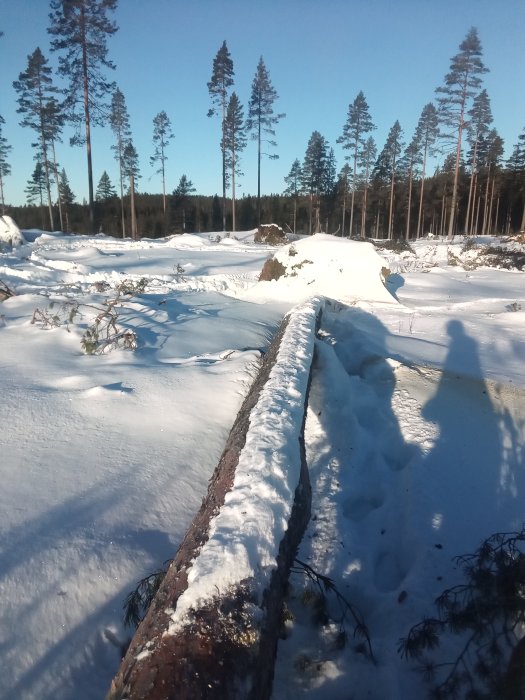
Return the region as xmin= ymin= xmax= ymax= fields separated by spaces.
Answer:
xmin=245 ymin=56 xmax=285 ymax=224
xmin=109 ymin=88 xmax=131 ymax=237
xmin=48 ymin=0 xmax=118 ymax=233
xmin=436 ymin=27 xmax=488 ymax=239
xmin=173 ymin=174 xmax=196 ymax=233
xmin=337 ymin=91 xmax=375 ymax=237
xmin=58 ymin=168 xmax=75 ymax=231
xmin=25 ymin=160 xmax=47 ymax=228
xmin=13 ymin=47 xmax=63 ymax=230
xmin=302 ymin=131 xmax=331 ymax=234
xmin=150 ymin=110 xmax=174 ymax=219
xmin=283 ymin=158 xmax=302 ymax=234
xmin=0 ymin=115 xmax=12 ymax=214
xmin=222 ymin=92 xmax=247 ymax=232
xmin=96 ymin=170 xmax=116 ymax=200
xmin=207 ymin=40 xmax=234 ymax=231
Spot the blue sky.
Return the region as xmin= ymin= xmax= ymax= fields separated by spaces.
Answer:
xmin=1 ymin=0 xmax=524 ymax=207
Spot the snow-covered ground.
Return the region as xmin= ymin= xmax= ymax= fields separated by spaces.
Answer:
xmin=0 ymin=228 xmax=524 ymax=699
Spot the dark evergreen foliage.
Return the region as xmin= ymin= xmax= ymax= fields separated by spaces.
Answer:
xmin=399 ymin=527 xmax=525 ymax=699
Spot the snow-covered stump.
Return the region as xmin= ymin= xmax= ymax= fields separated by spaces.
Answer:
xmin=107 ymin=298 xmax=323 ymax=700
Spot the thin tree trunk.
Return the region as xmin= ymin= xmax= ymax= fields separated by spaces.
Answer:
xmin=130 ymin=173 xmax=137 ymax=240
xmin=341 ymin=187 xmax=346 ymax=237
xmin=417 ymin=147 xmax=428 ymax=239
xmin=257 ymin=103 xmax=261 ymax=225
xmin=474 ymin=195 xmax=481 ymax=235
xmin=481 ymin=166 xmax=491 ymax=235
xmin=231 ymin=145 xmax=236 ymax=233
xmin=447 ymin=97 xmax=467 ymax=240
xmin=487 ymin=177 xmax=495 ymax=235
xmin=361 ymin=185 xmax=369 ymax=238
xmin=494 ymin=195 xmax=500 ymax=235
xmin=51 ymin=140 xmax=64 ymax=231
xmin=80 ymin=6 xmax=95 ymax=233
xmin=405 ymin=166 xmax=413 ymax=240
xmin=349 ymin=146 xmax=357 ymax=238
xmin=293 ymin=198 xmax=296 ymax=234
xmin=0 ymin=174 xmax=5 ymax=214
xmin=388 ymin=167 xmax=395 ymax=240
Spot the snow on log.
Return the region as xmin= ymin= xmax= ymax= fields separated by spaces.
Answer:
xmin=0 ymin=215 xmax=25 ymax=248
xmin=107 ymin=297 xmax=323 ymax=700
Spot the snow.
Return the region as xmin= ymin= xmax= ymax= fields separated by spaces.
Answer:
xmin=0 ymin=214 xmax=25 ymax=247
xmin=0 ymin=227 xmax=524 ymax=700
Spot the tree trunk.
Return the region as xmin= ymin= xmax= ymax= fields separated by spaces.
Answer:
xmin=80 ymin=5 xmax=95 ymax=233
xmin=0 ymin=174 xmax=5 ymax=214
xmin=388 ymin=167 xmax=395 ymax=240
xmin=130 ymin=173 xmax=137 ymax=240
xmin=231 ymin=145 xmax=236 ymax=233
xmin=257 ymin=106 xmax=261 ymax=225
xmin=405 ymin=167 xmax=413 ymax=240
xmin=51 ymin=140 xmax=64 ymax=232
xmin=416 ymin=148 xmax=428 ymax=238
xmin=447 ymin=98 xmax=467 ymax=240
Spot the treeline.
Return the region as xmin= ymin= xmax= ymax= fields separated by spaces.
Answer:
xmin=1 ymin=3 xmax=525 ymax=240
xmin=7 ymin=155 xmax=525 ymax=239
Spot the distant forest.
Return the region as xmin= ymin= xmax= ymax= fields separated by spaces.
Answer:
xmin=1 ymin=3 xmax=525 ymax=239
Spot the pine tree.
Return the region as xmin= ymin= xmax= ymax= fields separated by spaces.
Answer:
xmin=207 ymin=40 xmax=234 ymax=231
xmin=173 ymin=174 xmax=196 ymax=233
xmin=0 ymin=115 xmax=12 ymax=214
xmin=245 ymin=57 xmax=285 ymax=224
xmin=109 ymin=88 xmax=131 ymax=237
xmin=222 ymin=92 xmax=247 ymax=232
xmin=123 ymin=140 xmax=139 ymax=239
xmin=374 ymin=120 xmax=404 ymax=239
xmin=150 ymin=110 xmax=174 ymax=219
xmin=464 ymin=89 xmax=493 ymax=234
xmin=414 ymin=103 xmax=439 ymax=237
xmin=13 ymin=47 xmax=63 ymax=230
xmin=283 ymin=158 xmax=302 ymax=234
xmin=400 ymin=131 xmax=422 ymax=239
xmin=96 ymin=170 xmax=116 ymax=201
xmin=48 ymin=0 xmax=118 ymax=233
xmin=337 ymin=91 xmax=375 ymax=237
xmin=436 ymin=27 xmax=488 ymax=239
xmin=359 ymin=136 xmax=377 ymax=238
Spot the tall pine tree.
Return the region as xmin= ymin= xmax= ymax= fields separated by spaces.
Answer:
xmin=13 ymin=47 xmax=63 ymax=230
xmin=222 ymin=92 xmax=247 ymax=233
xmin=109 ymin=88 xmax=131 ymax=238
xmin=48 ymin=0 xmax=118 ymax=233
xmin=337 ymin=91 xmax=375 ymax=237
xmin=245 ymin=57 xmax=285 ymax=224
xmin=207 ymin=41 xmax=234 ymax=232
xmin=150 ymin=110 xmax=174 ymax=219
xmin=414 ymin=103 xmax=439 ymax=237
xmin=436 ymin=27 xmax=488 ymax=239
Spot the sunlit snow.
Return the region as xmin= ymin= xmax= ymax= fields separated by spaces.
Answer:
xmin=0 ymin=228 xmax=524 ymax=700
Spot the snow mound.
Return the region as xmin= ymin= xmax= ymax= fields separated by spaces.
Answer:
xmin=248 ymin=234 xmax=396 ymax=305
xmin=0 ymin=216 xmax=25 ymax=247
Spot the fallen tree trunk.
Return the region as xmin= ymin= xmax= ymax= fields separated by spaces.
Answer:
xmin=107 ymin=298 xmax=322 ymax=700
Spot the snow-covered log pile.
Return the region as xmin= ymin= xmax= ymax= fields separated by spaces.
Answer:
xmin=107 ymin=297 xmax=323 ymax=700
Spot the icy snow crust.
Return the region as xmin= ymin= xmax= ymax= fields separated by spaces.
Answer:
xmin=0 ymin=229 xmax=524 ymax=700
